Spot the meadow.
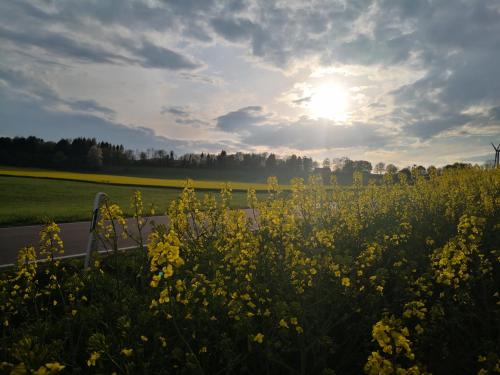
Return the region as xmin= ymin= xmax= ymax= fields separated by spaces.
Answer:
xmin=0 ymin=168 xmax=499 ymax=374
xmin=0 ymin=176 xmax=262 ymax=226
xmin=0 ymin=166 xmax=280 ymax=191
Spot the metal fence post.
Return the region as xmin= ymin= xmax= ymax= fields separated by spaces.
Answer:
xmin=84 ymin=192 xmax=107 ymax=269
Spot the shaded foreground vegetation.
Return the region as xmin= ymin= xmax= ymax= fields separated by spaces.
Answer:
xmin=1 ymin=168 xmax=499 ymax=374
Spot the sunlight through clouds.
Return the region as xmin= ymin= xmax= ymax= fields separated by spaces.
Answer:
xmin=308 ymin=83 xmax=350 ymax=121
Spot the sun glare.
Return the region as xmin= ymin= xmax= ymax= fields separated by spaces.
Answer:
xmin=308 ymin=84 xmax=349 ymax=121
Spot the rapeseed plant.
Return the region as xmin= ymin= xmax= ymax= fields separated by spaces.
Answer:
xmin=0 ymin=167 xmax=498 ymax=373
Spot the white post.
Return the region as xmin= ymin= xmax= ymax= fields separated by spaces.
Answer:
xmin=84 ymin=192 xmax=107 ymax=269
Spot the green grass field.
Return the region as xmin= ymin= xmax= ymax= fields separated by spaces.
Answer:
xmin=0 ymin=176 xmax=262 ymax=227
xmin=0 ymin=166 xmax=287 ymax=191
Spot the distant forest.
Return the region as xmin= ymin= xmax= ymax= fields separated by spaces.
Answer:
xmin=0 ymin=136 xmax=316 ymax=172
xmin=0 ymin=136 xmax=476 ymax=183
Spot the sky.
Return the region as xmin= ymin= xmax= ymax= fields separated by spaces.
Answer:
xmin=0 ymin=0 xmax=499 ymax=167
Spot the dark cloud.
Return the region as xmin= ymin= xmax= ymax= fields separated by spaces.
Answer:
xmin=3 ymin=0 xmax=499 ymax=74
xmin=216 ymin=106 xmax=266 ymax=132
xmin=179 ymin=72 xmax=222 ymax=85
xmin=211 ymin=17 xmax=256 ymax=42
xmin=68 ymin=100 xmax=116 ymax=117
xmin=242 ymin=120 xmax=388 ymax=150
xmin=0 ymin=68 xmax=116 ymax=118
xmin=0 ymin=25 xmax=200 ymax=71
xmin=332 ymin=34 xmax=413 ymax=65
xmin=390 ymin=48 xmax=500 ymax=138
xmin=130 ymin=40 xmax=201 ymax=70
xmin=3 ymin=1 xmax=63 ymax=24
xmin=0 ymin=0 xmax=216 ymax=45
xmin=161 ymin=106 xmax=190 ymax=117
xmin=489 ymin=106 xmax=500 ymax=121
xmin=175 ymin=118 xmax=209 ymax=128
xmin=293 ymin=96 xmax=311 ymax=105
xmin=161 ymin=105 xmax=209 ymax=128
xmin=214 ymin=106 xmax=388 ymax=150
xmin=0 ymin=68 xmax=53 ymax=95
xmin=226 ymin=0 xmax=248 ymax=13
xmin=164 ymin=0 xmax=216 ymax=15
xmin=0 ymin=26 xmax=126 ymax=65
xmin=403 ymin=114 xmax=473 ymax=139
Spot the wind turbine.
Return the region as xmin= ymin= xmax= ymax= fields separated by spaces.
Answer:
xmin=492 ymin=143 xmax=500 ymax=168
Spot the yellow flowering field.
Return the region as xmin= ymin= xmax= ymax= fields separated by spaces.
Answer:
xmin=1 ymin=168 xmax=499 ymax=374
xmin=0 ymin=166 xmax=282 ymax=191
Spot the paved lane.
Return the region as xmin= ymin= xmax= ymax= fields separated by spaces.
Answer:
xmin=0 ymin=209 xmax=258 ymax=266
xmin=0 ymin=216 xmax=168 ymax=266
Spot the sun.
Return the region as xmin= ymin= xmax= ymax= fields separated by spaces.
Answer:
xmin=308 ymin=84 xmax=349 ymax=121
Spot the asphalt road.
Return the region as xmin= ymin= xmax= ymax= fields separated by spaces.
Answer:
xmin=0 ymin=209 xmax=258 ymax=266
xmin=0 ymin=216 xmax=169 ymax=266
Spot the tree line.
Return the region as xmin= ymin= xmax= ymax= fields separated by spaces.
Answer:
xmin=0 ymin=136 xmax=317 ymax=174
xmin=0 ymin=136 xmax=478 ymax=182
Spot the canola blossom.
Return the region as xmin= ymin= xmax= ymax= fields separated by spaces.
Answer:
xmin=0 ymin=167 xmax=499 ymax=374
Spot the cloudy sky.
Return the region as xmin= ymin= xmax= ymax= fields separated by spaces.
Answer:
xmin=1 ymin=0 xmax=499 ymax=166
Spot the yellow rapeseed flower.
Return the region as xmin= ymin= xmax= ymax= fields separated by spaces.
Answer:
xmin=341 ymin=277 xmax=351 ymax=287
xmin=87 ymin=352 xmax=100 ymax=367
xmin=253 ymin=333 xmax=264 ymax=344
xmin=45 ymin=362 xmax=65 ymax=372
xmin=121 ymin=348 xmax=133 ymax=357
xmin=159 ymin=336 xmax=167 ymax=347
xmin=279 ymin=319 xmax=289 ymax=329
